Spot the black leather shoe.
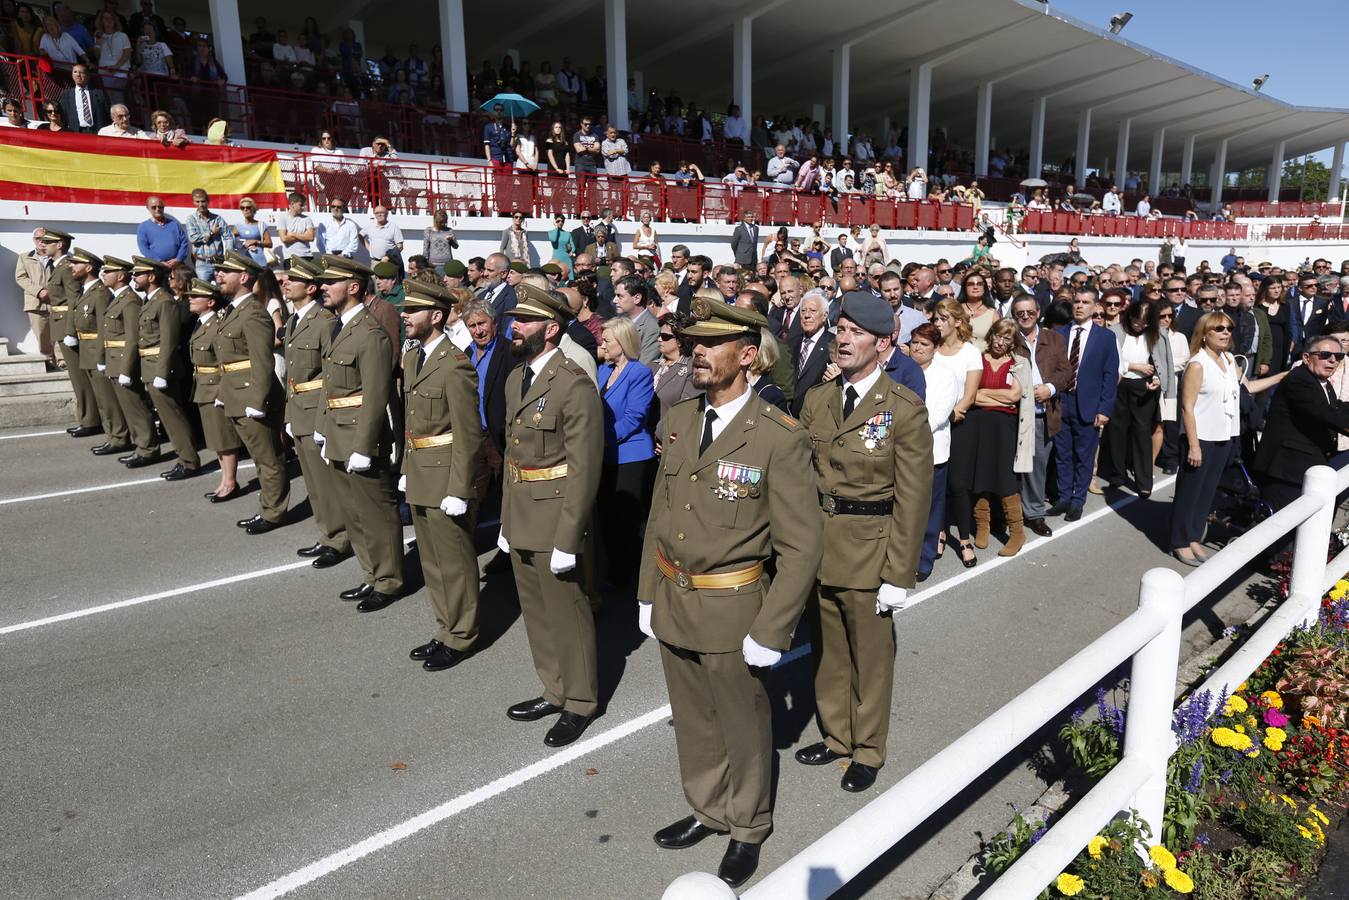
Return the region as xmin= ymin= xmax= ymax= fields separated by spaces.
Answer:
xmin=653 ymin=815 xmax=722 ymax=850
xmin=507 ymin=697 xmax=561 ymax=721
xmin=1046 ymin=501 xmax=1070 ymax=517
xmin=123 ymin=452 xmax=162 ymax=468
xmin=422 ymin=645 xmax=468 ymax=671
xmin=237 ymin=514 xmax=265 ymax=528
xmin=340 ymin=583 xmax=374 ymax=601
xmin=311 ymin=547 xmax=351 ymax=569
xmin=207 ymin=486 xmax=241 ymax=503
xmin=356 ymin=590 xmax=401 ymax=613
xmin=544 ymin=711 xmax=593 ymax=747
xmin=794 ymin=741 xmax=846 ymax=766
xmin=410 ymin=639 xmax=443 ymax=661
xmin=841 ymin=762 xmax=878 ymax=793
xmin=718 ymin=840 xmax=761 ymax=888
xmin=68 ymin=425 xmax=103 ymax=438
xmin=245 ymin=517 xmax=283 ymax=535
xmin=1065 ymin=506 xmax=1084 ymax=522
xmin=1025 ymin=517 xmax=1053 ymax=537
xmin=297 ymin=542 xmax=325 ymax=557
xmin=117 ymin=453 xmax=138 ymax=464
xmin=91 ymin=442 xmax=132 ymax=456
xmin=1162 ymin=465 xmax=1178 ymax=476
xmin=161 ymin=463 xmax=198 ymax=481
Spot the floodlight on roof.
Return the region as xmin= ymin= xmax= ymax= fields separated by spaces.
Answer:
xmin=1252 ymin=74 xmax=1269 ymax=92
xmin=1108 ymin=12 xmax=1133 ymax=33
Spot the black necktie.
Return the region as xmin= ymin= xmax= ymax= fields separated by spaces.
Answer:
xmin=843 ymin=385 xmax=858 ymax=420
xmin=521 ymin=364 xmax=534 ymax=400
xmin=285 ymin=312 xmax=298 ymax=341
xmin=416 ymin=347 xmax=427 ymax=375
xmin=700 ymin=409 xmax=717 ymax=454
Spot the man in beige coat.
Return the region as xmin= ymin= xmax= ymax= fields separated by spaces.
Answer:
xmin=15 ymin=227 xmax=53 ymax=365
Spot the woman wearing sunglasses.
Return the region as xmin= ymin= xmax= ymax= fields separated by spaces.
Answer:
xmin=1171 ymin=312 xmax=1287 ymax=566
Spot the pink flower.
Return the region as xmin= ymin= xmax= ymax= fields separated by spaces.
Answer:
xmin=1264 ymin=708 xmax=1290 ymax=727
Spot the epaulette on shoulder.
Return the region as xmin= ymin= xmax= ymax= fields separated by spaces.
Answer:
xmin=759 ymin=403 xmax=802 ymax=431
xmin=891 ymin=382 xmax=925 ymax=408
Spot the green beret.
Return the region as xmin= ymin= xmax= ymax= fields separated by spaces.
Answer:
xmin=442 ymin=260 xmax=467 ymax=278
xmin=540 ymin=263 xmax=562 ymax=276
xmin=509 ymin=260 xmax=528 ymax=274
xmin=372 ymin=260 xmax=399 ymax=279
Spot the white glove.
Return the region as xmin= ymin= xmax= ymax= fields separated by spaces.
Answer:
xmin=285 ymin=422 xmax=294 ymax=438
xmin=742 ymin=634 xmax=783 ymax=668
xmin=152 ymin=376 xmax=168 ymax=390
xmin=346 ymin=451 xmax=372 ymax=472
xmin=397 ymin=474 xmax=407 ymax=492
xmin=549 ymin=548 xmax=576 ymax=574
xmin=213 ymin=398 xmax=225 ymax=408
xmin=117 ymin=373 xmax=131 ymax=386
xmin=876 ymin=583 xmax=913 ymax=614
xmin=638 ymin=601 xmax=655 ymax=639
xmin=244 ymin=406 xmax=265 ymax=419
xmin=312 ymin=430 xmax=326 ymax=445
xmin=63 ymin=334 xmax=78 ymax=347
xmin=439 ymin=495 xmax=468 ymax=516
xmin=96 ymin=363 xmax=106 ymax=372
xmin=497 ymin=530 xmax=510 ymax=554
xmin=320 ymin=440 xmax=329 ymax=463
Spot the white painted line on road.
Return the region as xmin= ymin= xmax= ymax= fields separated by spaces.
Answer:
xmin=0 ymin=462 xmax=258 ymax=506
xmin=235 ymin=704 xmax=677 ymax=900
xmin=0 ymin=429 xmax=67 ymax=440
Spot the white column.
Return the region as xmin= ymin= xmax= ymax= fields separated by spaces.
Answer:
xmin=207 ymin=0 xmax=246 ymax=84
xmin=732 ymin=17 xmax=752 ymax=126
xmin=1211 ymin=138 xmax=1228 ymax=208
xmin=1148 ymin=128 xmax=1165 ymax=195
xmin=974 ymin=81 xmax=993 ymax=177
xmin=604 ymin=0 xmax=629 ymax=130
xmin=1074 ymin=107 xmax=1091 ymax=188
xmin=831 ymin=46 xmax=850 ymax=155
xmin=1267 ymin=139 xmax=1286 ymax=202
xmin=1114 ymin=118 xmax=1131 ymax=185
xmin=881 ymin=115 xmax=892 ymax=144
xmin=1328 ymin=141 xmax=1345 ymax=202
xmin=438 ymin=0 xmax=469 ymax=111
xmin=1027 ymin=95 xmax=1046 ymax=180
xmin=1179 ymin=134 xmax=1195 ymax=188
xmin=907 ymin=62 xmax=931 ymax=176
xmin=811 ymin=103 xmax=826 ymax=128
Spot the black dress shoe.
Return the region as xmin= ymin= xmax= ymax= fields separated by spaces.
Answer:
xmin=507 ymin=697 xmax=561 ymax=721
xmin=68 ymin=425 xmax=103 ymax=438
xmin=91 ymin=442 xmax=132 ymax=456
xmin=339 ymin=583 xmax=374 ymax=601
xmin=356 ymin=590 xmax=401 ymax=613
xmin=794 ymin=741 xmax=846 ymax=766
xmin=718 ymin=840 xmax=761 ymax=888
xmin=237 ymin=514 xmax=265 ymax=528
xmin=423 ymin=645 xmax=468 ymax=671
xmin=544 ymin=711 xmax=593 ymax=747
xmin=311 ymin=547 xmax=351 ymax=569
xmin=117 ymin=453 xmax=138 ymax=464
xmin=66 ymin=424 xmax=80 ymax=435
xmin=653 ymin=815 xmax=723 ymax=849
xmin=207 ymin=486 xmax=241 ymax=503
xmin=841 ymin=762 xmax=878 ymax=793
xmin=410 ymin=639 xmax=443 ymax=661
xmin=245 ymin=517 xmax=283 ymax=535
xmin=161 ymin=463 xmax=198 ymax=481
xmin=1045 ymin=501 xmax=1070 ymax=517
xmin=1025 ymin=517 xmax=1053 ymax=537
xmin=1162 ymin=465 xmax=1178 ymax=476
xmin=123 ymin=452 xmax=162 ymax=468
xmin=1065 ymin=506 xmax=1084 ymax=522
xmin=297 ymin=542 xmax=325 ymax=557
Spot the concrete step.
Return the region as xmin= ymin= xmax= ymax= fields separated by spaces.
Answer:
xmin=0 ymin=371 xmax=76 ymax=398
xmin=0 ymin=393 xmax=75 ymax=428
xmin=0 ymin=354 xmax=50 ymax=376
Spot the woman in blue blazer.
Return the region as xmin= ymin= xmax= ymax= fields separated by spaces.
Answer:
xmin=596 ymin=316 xmax=656 ymax=586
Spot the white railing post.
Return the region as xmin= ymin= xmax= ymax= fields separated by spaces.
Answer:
xmin=1289 ymin=465 xmax=1338 ymax=628
xmin=1122 ymin=567 xmax=1185 ymax=846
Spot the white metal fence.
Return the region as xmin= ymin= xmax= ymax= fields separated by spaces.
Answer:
xmin=664 ymin=464 xmax=1347 ymax=900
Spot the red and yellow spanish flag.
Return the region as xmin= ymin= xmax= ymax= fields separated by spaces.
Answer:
xmin=0 ymin=128 xmax=287 ymax=208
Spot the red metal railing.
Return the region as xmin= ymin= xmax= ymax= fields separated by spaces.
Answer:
xmin=1226 ymin=200 xmax=1342 ymax=219
xmin=1016 ymin=210 xmax=1247 ymax=241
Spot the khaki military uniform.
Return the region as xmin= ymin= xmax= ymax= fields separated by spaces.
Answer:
xmin=501 ymin=349 xmax=603 ymax=717
xmin=48 ymin=256 xmax=100 ymax=428
xmin=402 ymin=337 xmax=484 ymax=650
xmin=15 ymin=250 xmax=52 ymax=361
xmin=103 ymin=286 xmax=160 ymax=458
xmin=315 ymin=306 xmax=404 ymax=594
xmin=138 ymin=285 xmax=199 ymax=469
xmin=284 ymin=301 xmax=349 ymax=555
xmin=639 ymin=392 xmax=822 ymax=843
xmin=73 ymin=279 xmax=128 ymax=443
xmin=190 ymin=312 xmax=242 ymax=452
xmin=799 ymin=374 xmax=932 ymax=768
xmin=214 ymin=293 xmax=289 ymax=523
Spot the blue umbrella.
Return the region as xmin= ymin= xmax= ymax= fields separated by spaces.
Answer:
xmin=480 ymin=93 xmax=540 ymax=123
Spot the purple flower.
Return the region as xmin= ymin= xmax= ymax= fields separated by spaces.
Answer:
xmin=1070 ymin=707 xmax=1084 ymax=724
xmin=1030 ymin=825 xmax=1047 ymax=845
xmin=1196 ymin=832 xmax=1211 ymax=848
xmin=1220 ymin=769 xmax=1233 ymax=785
xmin=1173 ymin=690 xmax=1215 ymax=745
xmin=1185 ymin=758 xmax=1204 ymax=794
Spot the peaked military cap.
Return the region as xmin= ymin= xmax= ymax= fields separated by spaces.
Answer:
xmin=683 ymin=295 xmax=768 ymax=337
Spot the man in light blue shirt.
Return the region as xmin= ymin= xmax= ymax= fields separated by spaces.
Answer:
xmin=319 ymin=198 xmax=361 ymax=258
xmin=135 ymin=196 xmax=189 ymax=266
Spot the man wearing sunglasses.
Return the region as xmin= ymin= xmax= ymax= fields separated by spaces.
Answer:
xmin=1289 ymin=273 xmax=1331 ymax=355
xmin=1253 ymin=335 xmax=1349 ymax=515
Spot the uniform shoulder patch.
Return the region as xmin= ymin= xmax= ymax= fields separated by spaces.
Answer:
xmin=891 ymin=383 xmax=925 ymax=408
xmin=759 ymin=404 xmax=802 ymax=431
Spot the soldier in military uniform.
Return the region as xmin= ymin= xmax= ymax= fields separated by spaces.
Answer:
xmin=213 ymin=251 xmax=290 ymax=533
xmin=281 ymin=257 xmax=352 ymax=570
xmin=98 ymin=255 xmax=161 ymax=466
xmin=796 ymin=291 xmax=933 ymax=794
xmin=398 ymin=279 xmax=484 ymax=671
xmin=637 ymin=298 xmax=822 ymax=889
xmin=66 ymin=249 xmax=130 ymax=455
xmin=188 ymin=279 xmax=245 ymax=502
xmin=498 ymin=284 xmax=603 ymax=748
xmin=313 ymin=255 xmax=405 ymax=611
xmin=131 ymin=257 xmax=199 ymax=476
xmin=41 ymin=230 xmax=103 ymax=438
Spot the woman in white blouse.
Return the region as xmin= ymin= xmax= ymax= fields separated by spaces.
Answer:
xmin=1103 ymin=294 xmax=1166 ymax=498
xmin=930 ymin=299 xmax=983 ymax=567
xmin=910 ymin=322 xmax=960 ymax=581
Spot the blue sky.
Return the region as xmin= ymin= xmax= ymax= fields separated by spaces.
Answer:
xmin=1047 ymin=0 xmax=1344 ymax=169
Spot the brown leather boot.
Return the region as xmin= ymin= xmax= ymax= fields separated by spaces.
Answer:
xmin=973 ymin=495 xmax=991 ymax=549
xmin=999 ymin=495 xmax=1025 ymax=557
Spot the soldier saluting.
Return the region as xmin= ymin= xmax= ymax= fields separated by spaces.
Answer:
xmin=638 ymin=298 xmax=822 ymax=889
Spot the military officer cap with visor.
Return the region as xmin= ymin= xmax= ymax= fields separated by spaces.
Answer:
xmin=188 ymin=278 xmax=224 ymax=301
xmin=511 ymin=283 xmax=573 ymax=323
xmin=131 ymin=255 xmax=170 ymax=275
xmin=682 ymin=295 xmax=768 ymax=338
xmin=283 ymin=256 xmax=323 ymax=282
xmin=100 ymin=254 xmax=134 ymax=273
xmin=403 ymin=279 xmax=456 ymax=312
xmin=68 ymin=246 xmax=102 ymax=267
xmin=215 ymin=249 xmax=266 ymax=274
xmin=314 ymin=254 xmax=373 ymax=282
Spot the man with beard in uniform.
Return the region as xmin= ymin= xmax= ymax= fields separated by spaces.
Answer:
xmin=638 ymin=297 xmax=822 ymax=888
xmin=68 ymin=249 xmax=131 ymax=455
xmin=99 ymin=255 xmax=162 ymax=467
xmin=131 ymin=256 xmax=200 ymax=478
xmin=43 ymin=230 xmax=103 ymax=438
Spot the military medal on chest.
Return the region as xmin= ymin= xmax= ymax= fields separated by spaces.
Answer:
xmin=714 ymin=459 xmax=762 ymax=500
xmin=858 ymin=411 xmax=892 ymax=452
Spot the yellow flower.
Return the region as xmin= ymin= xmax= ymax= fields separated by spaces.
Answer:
xmin=1299 ymin=825 xmax=1314 ymax=840
xmin=1247 ymin=748 xmax=1261 ymax=759
xmin=1311 ymin=805 xmax=1330 ymax=825
xmin=1149 ymin=845 xmax=1178 ymax=871
xmin=1234 ymin=724 xmax=1245 ymax=734
xmin=1238 ymin=682 xmax=1248 ymax=691
xmin=1055 ymin=873 xmax=1085 ymax=896
xmin=1280 ymin=794 xmax=1298 ymax=808
xmin=1304 ymin=714 xmax=1322 ymax=728
xmin=1261 ymin=690 xmax=1284 ymax=709
xmin=1264 ymin=736 xmax=1284 ymax=752
xmin=1164 ymin=868 xmax=1195 ymax=894
xmin=1211 ymin=727 xmax=1253 ymax=751
xmin=1087 ymin=835 xmax=1107 ymax=859
xmin=1224 ymin=694 xmax=1248 ymax=715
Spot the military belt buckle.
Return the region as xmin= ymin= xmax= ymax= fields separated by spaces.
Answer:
xmin=822 ymin=494 xmax=836 ymax=516
xmin=507 ymin=460 xmax=521 ymax=483
xmin=675 ymin=570 xmax=691 ymax=589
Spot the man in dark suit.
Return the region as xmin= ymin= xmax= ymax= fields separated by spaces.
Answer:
xmin=1289 ymin=272 xmax=1332 ymax=354
xmin=1047 ymin=287 xmax=1119 ymax=521
xmin=60 ymin=64 xmax=112 ymax=134
xmin=475 ymin=252 xmax=517 ymax=320
xmin=1013 ymin=295 xmax=1072 ymax=536
xmin=767 ymin=274 xmax=804 ymax=344
xmin=463 ymin=300 xmax=511 ymax=471
xmin=1166 ymin=277 xmax=1201 ymax=341
xmin=790 ymin=292 xmax=834 ymax=416
xmin=828 ymin=234 xmax=854 ymax=275
xmin=882 ymin=342 xmax=925 ymax=400
xmin=570 ymin=211 xmax=596 ymax=258
xmin=729 ymin=210 xmax=758 ymax=268
xmin=1253 ymin=335 xmax=1349 ymax=513
xmin=674 ymin=255 xmax=711 ymax=311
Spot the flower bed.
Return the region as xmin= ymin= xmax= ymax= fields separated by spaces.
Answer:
xmin=981 ymin=579 xmax=1349 ymax=898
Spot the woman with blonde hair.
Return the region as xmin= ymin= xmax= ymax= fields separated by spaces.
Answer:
xmin=595 ymin=315 xmax=656 ymax=586
xmin=653 ymin=270 xmax=681 ymax=316
xmin=631 ymin=209 xmax=660 ymax=264
xmin=929 ymin=298 xmax=983 ymax=566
